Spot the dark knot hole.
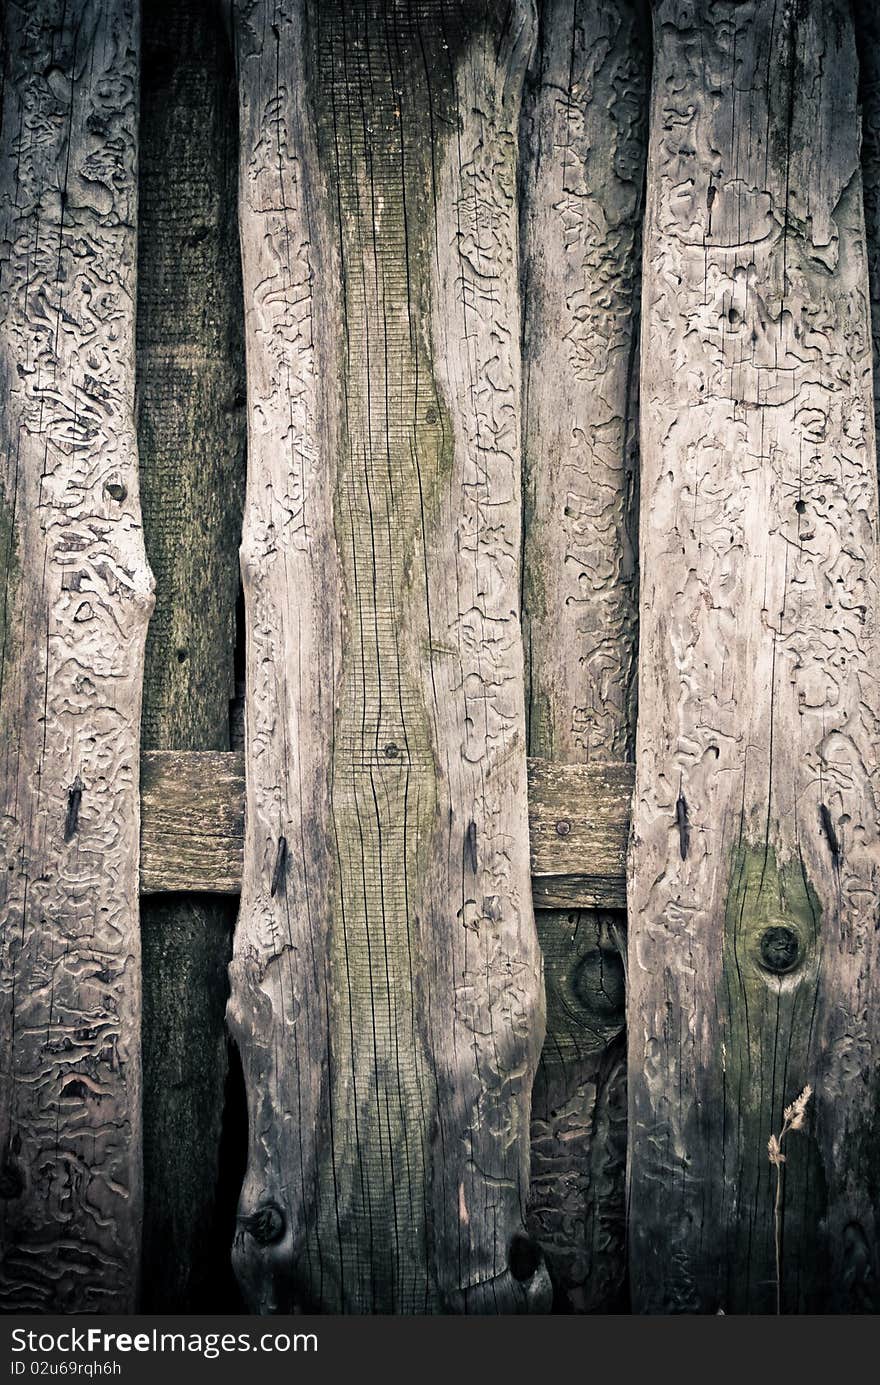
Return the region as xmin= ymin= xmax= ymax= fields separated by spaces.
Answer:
xmin=759 ymin=925 xmax=800 ymax=974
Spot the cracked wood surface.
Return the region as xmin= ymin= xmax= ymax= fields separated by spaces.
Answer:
xmin=521 ymin=0 xmax=647 ymax=1312
xmin=629 ymin=0 xmax=880 ymax=1313
xmin=229 ymin=0 xmax=546 ymax=1312
xmin=136 ymin=0 xmax=246 ymax=1310
xmin=0 ymin=0 xmax=152 ymax=1310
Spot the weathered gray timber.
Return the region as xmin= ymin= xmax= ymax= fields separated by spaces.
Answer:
xmin=527 ymin=761 xmax=631 ymax=909
xmin=229 ymin=0 xmax=546 ymax=1312
xmin=139 ymin=752 xmax=632 ymax=906
xmin=141 ymin=752 xmax=246 ymax=895
xmin=521 ymin=0 xmax=647 ymax=1311
xmin=857 ymin=2 xmax=880 ymax=482
xmin=0 ymin=0 xmax=152 ymax=1310
xmin=629 ymin=0 xmax=880 ymax=1313
xmin=136 ymin=0 xmax=246 ymax=1310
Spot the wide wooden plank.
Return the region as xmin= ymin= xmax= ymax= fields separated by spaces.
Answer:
xmin=229 ymin=0 xmax=545 ymax=1313
xmin=0 ymin=0 xmax=151 ymax=1311
xmin=629 ymin=0 xmax=880 ymax=1313
xmin=139 ymin=752 xmax=632 ymax=908
xmin=135 ymin=0 xmax=246 ymax=1310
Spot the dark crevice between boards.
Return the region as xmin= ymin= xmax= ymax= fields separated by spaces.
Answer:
xmin=137 ymin=0 xmax=247 ymax=1310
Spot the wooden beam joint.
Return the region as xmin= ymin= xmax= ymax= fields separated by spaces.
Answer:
xmin=139 ymin=751 xmax=633 ymax=910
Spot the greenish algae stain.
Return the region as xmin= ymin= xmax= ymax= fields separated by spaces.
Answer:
xmin=714 ymin=841 xmax=827 ymax=1312
xmin=304 ymin=0 xmax=487 ymax=1311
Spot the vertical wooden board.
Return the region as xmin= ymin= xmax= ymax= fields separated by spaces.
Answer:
xmin=857 ymin=1 xmax=880 ymax=480
xmin=521 ymin=0 xmax=647 ymax=1311
xmin=0 ymin=0 xmax=152 ymax=1310
xmin=136 ymin=0 xmax=246 ymax=1310
xmin=229 ymin=0 xmax=547 ymax=1312
xmin=629 ymin=0 xmax=880 ymax=1313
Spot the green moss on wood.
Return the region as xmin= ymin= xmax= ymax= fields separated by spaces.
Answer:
xmin=717 ymin=842 xmax=826 ymax=1312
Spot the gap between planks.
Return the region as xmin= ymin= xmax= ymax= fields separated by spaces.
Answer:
xmin=139 ymin=751 xmax=632 ymax=910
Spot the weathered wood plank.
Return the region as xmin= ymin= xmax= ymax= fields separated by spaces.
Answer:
xmin=629 ymin=0 xmax=880 ymax=1313
xmin=139 ymin=752 xmax=632 ymax=909
xmin=857 ymin=3 xmax=880 ymax=477
xmin=521 ymin=0 xmax=647 ymax=1312
xmin=140 ymin=752 xmax=245 ymax=895
xmin=229 ymin=0 xmax=546 ymax=1312
xmin=136 ymin=0 xmax=246 ymax=1311
xmin=528 ymin=762 xmax=631 ymax=912
xmin=0 ymin=0 xmax=152 ymax=1311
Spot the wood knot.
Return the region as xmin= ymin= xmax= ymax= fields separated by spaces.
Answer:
xmin=573 ymin=948 xmax=626 ymax=1020
xmin=759 ymin=926 xmax=799 ymax=974
xmin=239 ymin=1201 xmax=285 ymax=1246
xmin=508 ymin=1232 xmax=542 ymax=1282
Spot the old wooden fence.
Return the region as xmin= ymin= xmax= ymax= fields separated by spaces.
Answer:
xmin=1 ymin=0 xmax=879 ymax=1315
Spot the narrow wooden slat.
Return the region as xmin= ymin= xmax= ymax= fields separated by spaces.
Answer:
xmin=140 ymin=751 xmax=245 ymax=894
xmin=520 ymin=1 xmax=647 ymax=1312
xmin=629 ymin=0 xmax=880 ymax=1313
xmin=528 ymin=761 xmax=632 ymax=907
xmin=135 ymin=0 xmax=246 ymax=1310
xmin=139 ymin=752 xmax=631 ymax=907
xmin=0 ymin=0 xmax=151 ymax=1311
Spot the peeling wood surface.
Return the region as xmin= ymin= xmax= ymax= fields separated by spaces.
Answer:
xmin=521 ymin=0 xmax=647 ymax=1311
xmin=0 ymin=0 xmax=152 ymax=1310
xmin=136 ymin=0 xmax=246 ymax=1311
xmin=629 ymin=0 xmax=880 ymax=1313
xmin=140 ymin=752 xmax=631 ymax=909
xmin=228 ymin=0 xmax=546 ymax=1312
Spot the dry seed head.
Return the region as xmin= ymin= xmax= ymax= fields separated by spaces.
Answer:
xmin=768 ymin=1133 xmax=785 ymax=1166
xmin=784 ymin=1084 xmax=813 ymax=1131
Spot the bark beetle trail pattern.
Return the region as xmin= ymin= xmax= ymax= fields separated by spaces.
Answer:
xmin=629 ymin=0 xmax=880 ymax=1313
xmin=858 ymin=0 xmax=880 ymax=478
xmin=0 ymin=0 xmax=152 ymax=1311
xmin=522 ymin=0 xmax=643 ymax=765
xmin=521 ymin=0 xmax=647 ymax=1312
xmin=229 ymin=0 xmax=545 ymax=1313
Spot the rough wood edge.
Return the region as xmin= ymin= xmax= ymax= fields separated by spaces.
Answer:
xmin=139 ymin=751 xmax=633 ymax=905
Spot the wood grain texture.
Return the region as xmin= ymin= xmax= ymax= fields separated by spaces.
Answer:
xmin=229 ymin=0 xmax=547 ymax=1313
xmin=857 ymin=1 xmax=880 ymax=480
xmin=139 ymin=752 xmax=631 ymax=907
xmin=140 ymin=751 xmax=245 ymax=895
xmin=528 ymin=761 xmax=631 ymax=908
xmin=520 ymin=0 xmax=647 ymax=1312
xmin=136 ymin=0 xmax=246 ymax=1310
xmin=0 ymin=0 xmax=152 ymax=1310
xmin=629 ymin=0 xmax=880 ymax=1313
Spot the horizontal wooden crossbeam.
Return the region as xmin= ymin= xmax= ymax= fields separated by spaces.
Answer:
xmin=140 ymin=751 xmax=633 ymax=910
